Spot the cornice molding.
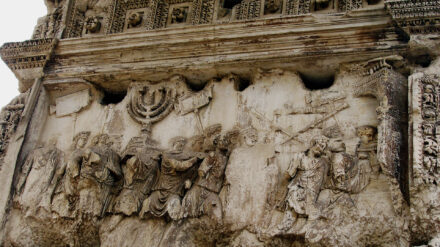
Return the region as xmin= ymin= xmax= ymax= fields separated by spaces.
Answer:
xmin=42 ymin=8 xmax=407 ymax=90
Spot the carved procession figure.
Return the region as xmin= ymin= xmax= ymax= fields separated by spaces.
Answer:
xmin=285 ymin=136 xmax=330 ymax=220
xmin=65 ymin=131 xmax=90 ymax=201
xmin=112 ymin=136 xmax=161 ymax=216
xmin=355 ymin=126 xmax=378 ymax=174
xmin=15 ymin=140 xmax=64 ymax=216
xmin=327 ymin=125 xmax=377 ymax=193
xmin=65 ymin=133 xmax=122 ymax=217
xmin=140 ymin=136 xmax=199 ymax=220
xmin=182 ymin=124 xmax=229 ymax=222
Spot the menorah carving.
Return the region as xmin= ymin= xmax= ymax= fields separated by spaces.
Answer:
xmin=127 ymin=83 xmax=177 ymax=136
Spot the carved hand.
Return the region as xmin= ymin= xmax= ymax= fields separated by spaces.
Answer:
xmin=184 ymin=179 xmax=192 ymax=190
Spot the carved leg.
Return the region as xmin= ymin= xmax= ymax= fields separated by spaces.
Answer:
xmin=139 ymin=197 xmax=152 ymax=219
xmin=167 ymin=194 xmax=183 ymax=221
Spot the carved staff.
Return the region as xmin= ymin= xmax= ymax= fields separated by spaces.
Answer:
xmin=250 ymin=109 xmax=303 ymax=144
xmin=281 ymin=102 xmax=349 ymax=145
xmin=175 ymin=84 xmax=214 ymax=134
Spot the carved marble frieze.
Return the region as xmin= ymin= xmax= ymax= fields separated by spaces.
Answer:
xmin=409 ymin=72 xmax=440 ymax=245
xmin=413 ymin=74 xmax=440 ymax=185
xmin=62 ymin=0 xmax=381 ymax=38
xmin=0 ymin=62 xmax=417 ymax=246
xmin=386 ymin=0 xmax=440 ymax=34
xmin=2 ymin=0 xmax=440 ymax=245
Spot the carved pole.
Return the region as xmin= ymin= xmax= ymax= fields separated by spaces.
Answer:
xmin=0 ymin=78 xmax=43 ymax=241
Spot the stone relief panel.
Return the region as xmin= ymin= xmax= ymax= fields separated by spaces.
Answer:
xmin=414 ymin=75 xmax=440 ymax=185
xmin=4 ymin=66 xmax=411 ymax=246
xmin=410 ymin=71 xmax=440 ymax=244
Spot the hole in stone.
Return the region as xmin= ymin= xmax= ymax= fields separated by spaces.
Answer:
xmin=234 ymin=77 xmax=250 ymax=92
xmin=100 ymin=90 xmax=127 ymax=105
xmin=223 ymin=0 xmax=243 ymax=9
xmin=186 ymin=81 xmax=207 ymax=92
xmin=367 ymin=0 xmax=381 ymax=5
xmin=299 ymin=72 xmax=334 ymax=90
xmin=411 ymin=240 xmax=429 ymax=246
xmin=414 ymin=54 xmax=433 ymax=68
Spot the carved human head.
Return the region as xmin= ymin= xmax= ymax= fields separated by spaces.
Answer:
xmin=323 ymin=125 xmax=345 ymax=152
xmin=356 ymin=126 xmax=377 ymax=144
xmin=170 ymin=136 xmax=187 ymax=152
xmin=424 ymin=84 xmax=435 ymax=93
xmin=264 ymin=0 xmax=280 ymax=14
xmin=309 ymin=135 xmax=329 ymax=157
xmin=171 ymin=7 xmax=187 ymax=23
xmin=73 ymin=131 xmax=91 ymax=149
xmin=221 ymin=129 xmax=240 ymax=151
xmin=242 ymin=127 xmax=258 ymax=147
xmin=204 ymin=124 xmax=222 ymax=150
xmin=423 ymin=108 xmax=436 ymax=120
xmin=91 ymin=134 xmax=111 ymax=147
xmin=189 ymin=135 xmax=205 ymax=152
xmin=85 ymin=16 xmax=101 ymax=33
xmin=128 ymin=12 xmax=143 ymax=27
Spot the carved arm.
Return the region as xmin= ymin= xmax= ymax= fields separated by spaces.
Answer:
xmin=171 ymin=156 xmax=198 ymax=171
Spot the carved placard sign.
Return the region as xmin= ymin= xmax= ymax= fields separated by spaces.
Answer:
xmin=176 ymin=84 xmax=213 ymax=115
xmin=55 ymin=89 xmax=91 ymax=117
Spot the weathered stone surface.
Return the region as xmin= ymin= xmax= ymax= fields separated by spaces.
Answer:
xmin=0 ymin=0 xmax=440 ymax=246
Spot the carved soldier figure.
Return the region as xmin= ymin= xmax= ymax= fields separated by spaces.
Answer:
xmin=66 ymin=133 xmax=122 ymax=217
xmin=182 ymin=124 xmax=228 ymax=221
xmin=112 ymin=136 xmax=161 ymax=216
xmin=285 ymin=136 xmax=330 ymax=220
xmin=140 ymin=136 xmax=199 ymax=220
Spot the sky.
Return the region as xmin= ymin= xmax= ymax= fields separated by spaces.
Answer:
xmin=0 ymin=2 xmax=47 ymax=108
